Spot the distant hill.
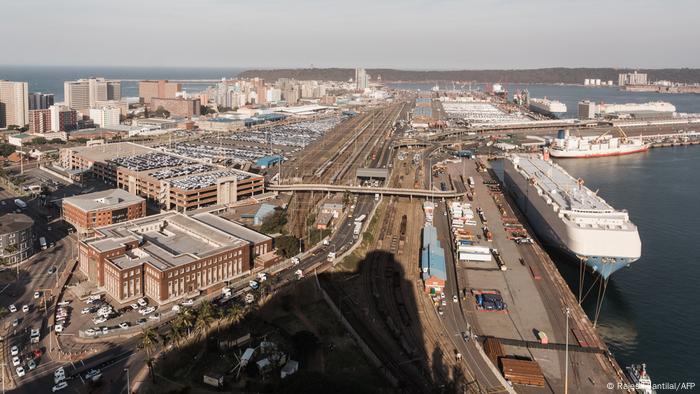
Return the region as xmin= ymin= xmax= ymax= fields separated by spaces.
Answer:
xmin=237 ymin=68 xmax=700 ymax=84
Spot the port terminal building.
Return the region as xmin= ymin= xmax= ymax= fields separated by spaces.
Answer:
xmin=60 ymin=142 xmax=265 ymax=211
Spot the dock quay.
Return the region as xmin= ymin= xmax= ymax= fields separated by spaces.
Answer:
xmin=428 ymin=156 xmax=628 ymax=392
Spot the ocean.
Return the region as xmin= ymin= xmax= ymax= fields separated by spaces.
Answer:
xmin=0 ymin=65 xmax=245 ymax=101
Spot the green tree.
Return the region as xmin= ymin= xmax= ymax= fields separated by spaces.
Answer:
xmin=49 ymin=138 xmax=65 ymax=144
xmin=194 ymin=300 xmax=215 ymax=339
xmin=170 ymin=322 xmax=184 ymax=349
xmin=175 ymin=307 xmax=195 ymax=337
xmin=260 ymin=208 xmax=287 ymax=234
xmin=0 ymin=143 xmax=16 ymax=157
xmin=141 ymin=327 xmax=159 ymax=382
xmin=224 ymin=304 xmax=245 ymax=327
xmin=276 ymin=235 xmax=300 ymax=258
xmin=0 ymin=306 xmax=8 ymax=319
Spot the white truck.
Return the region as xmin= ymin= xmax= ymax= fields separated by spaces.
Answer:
xmin=327 ymin=252 xmax=336 ymax=262
xmin=353 ymin=222 xmax=362 ymax=237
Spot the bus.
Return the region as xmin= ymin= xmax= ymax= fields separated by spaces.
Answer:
xmin=354 ymin=214 xmax=366 ymax=223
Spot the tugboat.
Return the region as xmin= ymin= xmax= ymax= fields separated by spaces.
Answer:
xmin=625 ymin=363 xmax=655 ymax=394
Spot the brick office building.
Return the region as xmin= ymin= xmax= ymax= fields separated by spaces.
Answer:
xmin=78 ymin=212 xmax=272 ymax=304
xmin=62 ymin=189 xmax=146 ymax=236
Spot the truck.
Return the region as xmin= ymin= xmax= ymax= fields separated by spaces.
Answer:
xmin=327 ymin=252 xmax=336 ymax=262
xmin=467 ymin=176 xmax=475 ymax=189
xmin=353 ymin=222 xmax=362 ymax=237
xmin=14 ymin=199 xmax=27 ymax=209
xmin=374 ymin=193 xmax=380 ymax=201
xmin=354 ymin=214 xmax=366 ymax=223
xmin=39 ymin=237 xmax=47 ymax=250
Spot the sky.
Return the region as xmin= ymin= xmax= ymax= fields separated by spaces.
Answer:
xmin=1 ymin=0 xmax=698 ymax=69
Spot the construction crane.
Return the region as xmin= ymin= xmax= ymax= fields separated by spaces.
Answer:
xmin=593 ymin=125 xmax=629 ymax=143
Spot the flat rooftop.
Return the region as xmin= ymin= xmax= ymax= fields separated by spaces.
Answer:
xmin=68 ymin=142 xmax=155 ymax=163
xmin=86 ymin=212 xmax=250 ymax=270
xmin=0 ymin=213 xmax=34 ymax=235
xmin=192 ymin=212 xmax=271 ymax=245
xmin=169 ymin=169 xmax=258 ymax=190
xmin=63 ymin=188 xmax=144 ymax=212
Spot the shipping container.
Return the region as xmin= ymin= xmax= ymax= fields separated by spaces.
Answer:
xmin=500 ymin=358 xmax=545 ymax=387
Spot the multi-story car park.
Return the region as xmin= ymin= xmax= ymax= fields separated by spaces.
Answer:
xmin=0 ymin=213 xmax=34 ymax=264
xmin=78 ymin=211 xmax=273 ymax=305
xmin=60 ymin=142 xmax=265 ymax=211
xmin=62 ymin=188 xmax=146 ymax=236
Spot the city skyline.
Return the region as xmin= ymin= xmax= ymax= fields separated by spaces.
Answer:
xmin=1 ymin=0 xmax=698 ymax=69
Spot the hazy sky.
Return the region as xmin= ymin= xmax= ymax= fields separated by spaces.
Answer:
xmin=2 ymin=0 xmax=698 ymax=69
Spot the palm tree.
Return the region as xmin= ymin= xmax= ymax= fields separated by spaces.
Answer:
xmin=175 ymin=307 xmax=195 ymax=337
xmin=170 ymin=322 xmax=184 ymax=349
xmin=141 ymin=327 xmax=159 ymax=382
xmin=194 ymin=300 xmax=215 ymax=339
xmin=224 ymin=304 xmax=245 ymax=328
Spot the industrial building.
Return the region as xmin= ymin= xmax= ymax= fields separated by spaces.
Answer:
xmin=78 ymin=211 xmax=272 ymax=304
xmin=421 ymin=224 xmax=446 ymax=294
xmin=60 ymin=142 xmax=265 ymax=211
xmin=0 ymin=213 xmax=34 ymax=265
xmin=62 ymin=189 xmax=146 ymax=236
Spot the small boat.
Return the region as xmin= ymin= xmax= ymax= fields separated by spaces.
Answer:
xmin=625 ymin=363 xmax=655 ymax=394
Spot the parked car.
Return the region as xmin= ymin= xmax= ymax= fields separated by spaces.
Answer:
xmin=119 ymin=322 xmax=130 ymax=330
xmin=16 ymin=366 xmax=25 ymax=377
xmin=10 ymin=346 xmax=19 ymax=356
xmin=139 ymin=307 xmax=156 ymax=315
xmin=52 ymin=381 xmax=68 ymax=392
xmin=137 ymin=298 xmax=148 ymax=307
xmin=34 ymin=291 xmax=40 ymax=299
xmin=12 ymin=356 xmax=20 ymax=367
xmin=9 ymin=304 xmax=16 ymax=313
xmin=101 ymin=327 xmax=109 ymax=335
xmin=55 ymin=324 xmax=64 ymax=333
xmin=48 ymin=267 xmax=57 ymax=274
xmin=85 ymin=328 xmax=96 ymax=336
xmin=81 ymin=307 xmax=93 ymax=314
xmin=180 ymin=299 xmax=193 ymax=306
xmin=27 ymin=359 xmax=36 ymax=370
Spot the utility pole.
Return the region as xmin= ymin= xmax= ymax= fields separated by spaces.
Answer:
xmin=124 ymin=368 xmax=130 ymax=394
xmin=564 ymin=307 xmax=571 ymax=394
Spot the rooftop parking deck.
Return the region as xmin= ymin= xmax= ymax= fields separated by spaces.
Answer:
xmin=169 ymin=169 xmax=256 ymax=190
xmin=110 ymin=152 xmax=195 ymax=172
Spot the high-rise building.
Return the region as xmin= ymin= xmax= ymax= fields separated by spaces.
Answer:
xmin=28 ymin=109 xmax=52 ymax=133
xmin=89 ymin=106 xmax=121 ymax=128
xmin=50 ymin=105 xmax=78 ymax=132
xmin=355 ymin=68 xmax=369 ymax=90
xmin=618 ymin=71 xmax=648 ymax=87
xmin=64 ymin=78 xmax=121 ymax=112
xmin=0 ymin=80 xmax=29 ymax=128
xmin=28 ymin=92 xmax=54 ymax=110
xmin=578 ymin=101 xmax=597 ymax=119
xmin=138 ymin=80 xmax=181 ymax=104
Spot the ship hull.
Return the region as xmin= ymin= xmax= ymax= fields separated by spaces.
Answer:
xmin=550 ymin=145 xmax=649 ymax=158
xmin=503 ymin=160 xmax=639 ymax=279
xmin=529 ymin=104 xmax=566 ymax=119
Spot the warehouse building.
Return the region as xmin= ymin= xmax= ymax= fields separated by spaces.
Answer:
xmin=421 ymin=224 xmax=446 ymax=294
xmin=78 ymin=212 xmax=272 ymax=304
xmin=62 ymin=189 xmax=146 ymax=236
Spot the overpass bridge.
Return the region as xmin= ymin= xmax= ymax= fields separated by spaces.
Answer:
xmin=268 ymin=183 xmax=465 ymax=199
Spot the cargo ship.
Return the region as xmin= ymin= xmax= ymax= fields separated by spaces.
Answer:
xmin=528 ymin=97 xmax=567 ymax=118
xmin=549 ymin=129 xmax=649 ymax=158
xmin=504 ymin=153 xmax=641 ymax=278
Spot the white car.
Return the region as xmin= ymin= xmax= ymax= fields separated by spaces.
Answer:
xmin=84 ymin=369 xmax=101 ymax=380
xmin=101 ymin=326 xmax=109 ymax=335
xmin=54 ymin=373 xmax=66 ymax=384
xmin=34 ymin=291 xmax=40 ymax=299
xmin=57 ymin=300 xmax=71 ymax=307
xmin=11 ymin=345 xmax=19 ymax=356
xmin=291 ymin=257 xmax=300 ymax=266
xmin=85 ymin=328 xmax=96 ymax=336
xmin=55 ymin=324 xmax=64 ymax=333
xmin=453 ymin=295 xmax=458 ymax=303
xmin=119 ymin=322 xmax=130 ymax=329
xmin=139 ymin=306 xmax=156 ymax=315
xmin=81 ymin=307 xmax=93 ymax=314
xmin=180 ymin=299 xmax=193 ymax=306
xmin=93 ymin=317 xmax=107 ymax=324
xmin=130 ymin=303 xmax=139 ymax=310
xmin=149 ymin=313 xmax=161 ymax=320
xmin=52 ymin=382 xmax=68 ymax=392
xmin=12 ymin=356 xmax=20 ymax=367
xmin=16 ymin=366 xmax=25 ymax=377
xmin=54 ymin=367 xmax=65 ymax=378
xmin=171 ymin=304 xmax=181 ymax=312
xmin=9 ymin=304 xmax=17 ymax=313
xmin=137 ymin=298 xmax=148 ymax=307
xmin=22 ymin=305 xmax=29 ymax=312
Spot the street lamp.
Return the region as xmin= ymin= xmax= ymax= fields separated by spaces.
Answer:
xmin=564 ymin=307 xmax=571 ymax=394
xmin=124 ymin=368 xmax=130 ymax=394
